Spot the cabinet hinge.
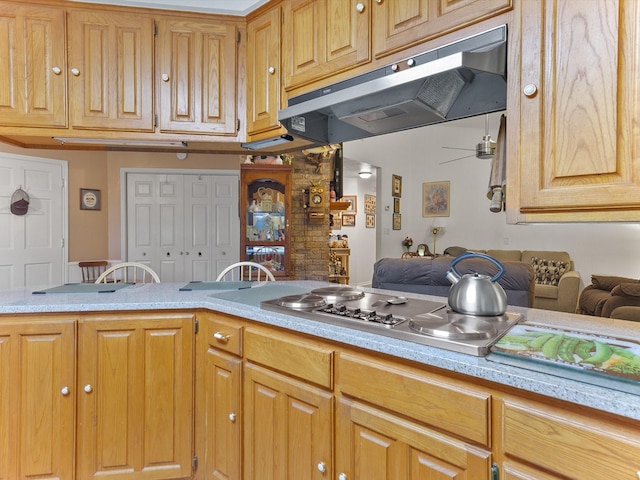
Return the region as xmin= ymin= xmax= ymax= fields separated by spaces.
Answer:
xmin=154 ymin=115 xmax=158 ymax=128
xmin=154 ymin=22 xmax=158 ymax=37
xmin=237 ymin=118 xmax=240 ymax=132
xmin=237 ymin=30 xmax=241 ymax=44
xmin=194 ymin=318 xmax=199 ymax=334
xmin=491 ymin=463 xmax=500 ymax=480
xmin=192 ymin=455 xmax=198 ymax=471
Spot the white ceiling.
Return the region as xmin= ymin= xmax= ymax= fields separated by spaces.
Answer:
xmin=69 ymin=0 xmax=269 ymax=16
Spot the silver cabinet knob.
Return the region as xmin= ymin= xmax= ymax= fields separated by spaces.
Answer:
xmin=523 ymin=84 xmax=538 ymax=97
xmin=268 ymin=66 xmax=275 ymax=74
xmin=391 ymin=64 xmax=399 ymax=72
xmin=229 ymin=412 xmax=236 ymax=422
xmin=407 ymin=58 xmax=416 ymax=67
xmin=84 ymin=384 xmax=93 ymax=393
xmin=61 ymin=386 xmax=70 ymax=396
xmin=52 ymin=66 xmax=61 ymax=75
xmin=375 ymin=0 xmax=382 ymax=3
xmin=213 ymin=331 xmax=231 ymax=343
xmin=317 ymin=461 xmax=326 ymax=473
xmin=161 ymin=73 xmax=170 ymax=82
xmin=356 ymin=2 xmax=364 ymax=12
xmin=71 ymin=68 xmax=80 ymax=76
xmin=339 ymin=473 xmax=347 ymax=480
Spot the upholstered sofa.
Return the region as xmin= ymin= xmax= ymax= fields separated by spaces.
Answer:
xmin=577 ymin=275 xmax=640 ymax=322
xmin=372 ymin=256 xmax=535 ymax=308
xmin=442 ymin=248 xmax=581 ymax=313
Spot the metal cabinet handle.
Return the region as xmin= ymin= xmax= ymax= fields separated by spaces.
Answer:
xmin=523 ymin=84 xmax=538 ymax=97
xmin=268 ymin=66 xmax=275 ymax=74
xmin=229 ymin=412 xmax=236 ymax=422
xmin=52 ymin=66 xmax=61 ymax=75
xmin=84 ymin=384 xmax=93 ymax=393
xmin=317 ymin=461 xmax=326 ymax=473
xmin=356 ymin=2 xmax=364 ymax=12
xmin=61 ymin=386 xmax=70 ymax=396
xmin=161 ymin=73 xmax=170 ymax=82
xmin=71 ymin=68 xmax=80 ymax=76
xmin=213 ymin=332 xmax=231 ymax=343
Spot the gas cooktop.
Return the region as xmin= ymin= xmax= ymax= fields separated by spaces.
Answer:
xmin=260 ymin=286 xmax=523 ymax=356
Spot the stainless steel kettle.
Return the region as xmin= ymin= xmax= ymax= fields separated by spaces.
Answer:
xmin=445 ymin=252 xmax=507 ymax=316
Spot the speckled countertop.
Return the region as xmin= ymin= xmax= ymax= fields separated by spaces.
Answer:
xmin=1 ymin=281 xmax=639 ymax=420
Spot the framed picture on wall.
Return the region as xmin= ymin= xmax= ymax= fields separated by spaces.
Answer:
xmin=365 ymin=214 xmax=375 ymax=228
xmin=80 ymin=188 xmax=101 ymax=210
xmin=364 ymin=194 xmax=376 ymax=214
xmin=342 ymin=214 xmax=356 ymax=226
xmin=331 ymin=213 xmax=342 ymax=230
xmin=342 ymin=195 xmax=357 ymax=213
xmin=392 ymin=175 xmax=402 ymax=197
xmin=393 ymin=197 xmax=400 ymax=213
xmin=422 ymin=181 xmax=450 ymax=217
xmin=392 ymin=213 xmax=401 ymax=230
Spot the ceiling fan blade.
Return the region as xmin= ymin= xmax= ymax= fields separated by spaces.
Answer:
xmin=441 ymin=146 xmax=475 ymax=152
xmin=439 ymin=153 xmax=476 ymax=164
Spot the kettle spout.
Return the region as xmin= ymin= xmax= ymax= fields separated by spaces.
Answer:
xmin=445 ymin=269 xmax=460 ymax=285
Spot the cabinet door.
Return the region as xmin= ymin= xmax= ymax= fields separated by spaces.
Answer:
xmin=0 ymin=319 xmax=75 ymax=480
xmin=517 ymin=0 xmax=640 ymax=217
xmin=241 ymin=165 xmax=292 ymax=278
xmin=0 ymin=3 xmax=67 ymax=127
xmin=202 ymin=349 xmax=242 ymax=480
xmin=247 ymin=6 xmax=283 ymax=136
xmin=371 ymin=0 xmax=511 ymax=59
xmin=157 ymin=18 xmax=237 ymax=135
xmin=336 ymin=397 xmax=491 ymax=480
xmin=244 ymin=363 xmax=333 ymax=480
xmin=67 ymin=10 xmax=154 ymax=131
xmin=76 ymin=313 xmax=194 ymax=480
xmin=283 ymin=0 xmax=370 ymax=91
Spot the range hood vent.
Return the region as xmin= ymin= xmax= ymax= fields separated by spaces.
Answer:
xmin=278 ymin=25 xmax=507 ymax=145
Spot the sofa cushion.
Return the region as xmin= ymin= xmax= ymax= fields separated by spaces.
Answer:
xmin=530 ymin=257 xmax=568 ymax=286
xmin=612 ymin=283 xmax=640 ymax=298
xmin=577 ymin=285 xmax=611 ymax=316
xmin=591 ymin=275 xmax=639 ymax=292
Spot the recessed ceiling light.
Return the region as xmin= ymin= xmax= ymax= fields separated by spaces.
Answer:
xmin=359 ymin=171 xmax=372 ymax=179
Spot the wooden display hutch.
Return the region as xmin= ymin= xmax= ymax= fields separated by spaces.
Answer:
xmin=240 ymin=164 xmax=291 ymax=279
xmin=329 ymin=248 xmax=350 ymax=285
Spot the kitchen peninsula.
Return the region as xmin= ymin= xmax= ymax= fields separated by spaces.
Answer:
xmin=1 ymin=282 xmax=639 ymax=479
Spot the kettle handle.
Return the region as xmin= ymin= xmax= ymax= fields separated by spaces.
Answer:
xmin=448 ymin=252 xmax=505 ymax=282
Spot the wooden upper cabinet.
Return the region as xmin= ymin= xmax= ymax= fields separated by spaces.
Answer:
xmin=247 ymin=6 xmax=283 ymax=136
xmin=371 ymin=0 xmax=512 ymax=59
xmin=156 ymin=18 xmax=238 ymax=135
xmin=283 ymin=0 xmax=370 ymax=91
xmin=67 ymin=10 xmax=154 ymax=131
xmin=517 ymin=0 xmax=640 ymax=218
xmin=0 ymin=3 xmax=67 ymax=127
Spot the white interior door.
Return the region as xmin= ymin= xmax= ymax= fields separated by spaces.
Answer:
xmin=0 ymin=153 xmax=67 ymax=289
xmin=126 ymin=171 xmax=238 ymax=282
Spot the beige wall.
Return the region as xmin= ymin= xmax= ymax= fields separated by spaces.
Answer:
xmin=0 ymin=142 xmax=241 ymax=261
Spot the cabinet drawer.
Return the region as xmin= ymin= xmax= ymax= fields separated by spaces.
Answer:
xmin=244 ymin=328 xmax=333 ymax=389
xmin=502 ymin=399 xmax=640 ymax=479
xmin=202 ymin=313 xmax=243 ymax=356
xmin=338 ymin=352 xmax=491 ymax=446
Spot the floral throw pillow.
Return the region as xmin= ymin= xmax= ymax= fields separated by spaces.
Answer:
xmin=530 ymin=257 xmax=568 ymax=286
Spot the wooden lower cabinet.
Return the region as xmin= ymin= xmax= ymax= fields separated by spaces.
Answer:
xmin=76 ymin=312 xmax=195 ymax=480
xmin=336 ymin=396 xmax=491 ymax=480
xmin=243 ymin=362 xmax=333 ymax=480
xmin=498 ymin=397 xmax=640 ymax=480
xmin=0 ymin=317 xmax=75 ymax=480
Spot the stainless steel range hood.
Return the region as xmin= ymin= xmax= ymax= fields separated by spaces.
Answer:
xmin=278 ymin=25 xmax=507 ymax=145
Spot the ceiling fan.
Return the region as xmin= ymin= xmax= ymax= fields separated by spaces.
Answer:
xmin=439 ymin=114 xmax=496 ymax=164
